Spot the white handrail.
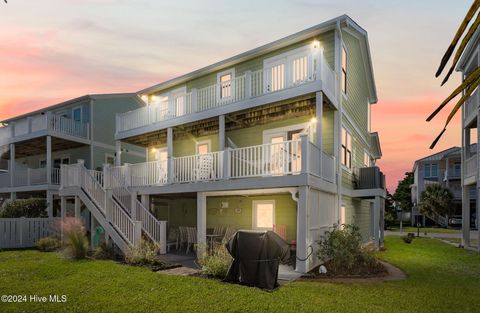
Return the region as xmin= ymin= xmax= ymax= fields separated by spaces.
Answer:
xmin=107 ymin=198 xmax=135 ymax=246
xmin=173 ymin=151 xmax=223 ymax=182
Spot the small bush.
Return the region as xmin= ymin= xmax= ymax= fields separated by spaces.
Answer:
xmin=0 ymin=198 xmax=47 ymax=218
xmin=402 ymin=236 xmax=414 ymax=244
xmin=62 ymin=218 xmax=89 ymax=259
xmin=92 ymin=242 xmax=116 ymax=260
xmin=125 ymin=240 xmax=161 ymax=265
xmin=37 ymin=237 xmax=61 ymax=252
xmin=198 ymin=242 xmax=232 ymax=278
xmin=317 ymin=224 xmax=385 ymax=276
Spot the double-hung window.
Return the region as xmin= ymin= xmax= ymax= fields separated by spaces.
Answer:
xmin=342 ymin=46 xmax=347 ymax=94
xmin=424 ymin=163 xmax=438 ymax=178
xmin=341 ymin=127 xmax=352 ymax=169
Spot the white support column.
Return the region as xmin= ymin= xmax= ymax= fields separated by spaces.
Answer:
xmin=296 ymin=186 xmax=309 ymax=273
xmin=115 ymin=141 xmax=122 ymax=166
xmin=46 ymin=136 xmax=52 ymax=185
xmin=373 ymin=196 xmax=381 ymax=246
xmin=300 ymin=134 xmax=309 ymax=175
xmin=462 ymin=185 xmax=471 ymax=247
xmin=197 ymin=192 xmax=207 ymax=257
xmin=74 ymin=196 xmax=81 ymax=218
xmin=219 ymin=115 xmax=225 ymax=151
xmin=47 ymin=191 xmax=54 ymax=218
xmin=9 ymin=143 xmax=15 ymax=187
xmin=10 ymin=192 xmax=16 ymax=201
xmin=380 ymin=197 xmax=385 ymax=247
xmin=60 ymin=196 xmax=66 ymax=219
xmin=167 ymin=127 xmax=174 ymax=184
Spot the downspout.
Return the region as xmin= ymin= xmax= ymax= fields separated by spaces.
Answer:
xmin=335 ymin=20 xmax=344 ymax=224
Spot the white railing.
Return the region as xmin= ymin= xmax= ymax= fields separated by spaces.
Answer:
xmin=106 ymin=198 xmax=136 ymax=246
xmin=81 ymin=168 xmax=107 ymax=215
xmin=88 ymin=170 xmax=104 ymax=188
xmin=50 ymin=114 xmax=89 ymax=139
xmin=0 ymin=168 xmax=62 ymax=188
xmin=0 ymin=113 xmax=89 ymax=145
xmin=465 ymin=154 xmax=477 ymax=179
xmin=229 ymin=140 xmax=301 ymax=178
xmin=0 ymin=172 xmax=9 ymax=188
xmin=130 ymin=160 xmax=168 ymax=187
xmin=52 ymin=168 xmax=61 ymax=185
xmin=173 ymin=152 xmax=224 ymax=182
xmin=112 ymin=186 xmax=132 ymax=216
xmin=117 ymin=50 xmax=336 ymax=134
xmin=321 ymin=152 xmax=335 ymax=183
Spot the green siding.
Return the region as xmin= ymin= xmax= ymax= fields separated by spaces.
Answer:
xmin=342 ymin=195 xmax=372 ymax=242
xmin=152 ymin=194 xmax=297 ymax=241
xmin=14 ymin=146 xmax=91 ymax=169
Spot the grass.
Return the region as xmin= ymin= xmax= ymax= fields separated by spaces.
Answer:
xmin=0 ymin=236 xmax=479 ymax=312
xmin=388 ymin=226 xmax=460 ymax=234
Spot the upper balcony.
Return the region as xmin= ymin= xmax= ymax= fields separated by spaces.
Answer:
xmin=95 ymin=135 xmax=336 ymax=194
xmin=115 ymin=49 xmax=337 ymax=140
xmin=0 ymin=112 xmax=90 ymax=146
xmin=0 ymin=168 xmax=61 ymax=191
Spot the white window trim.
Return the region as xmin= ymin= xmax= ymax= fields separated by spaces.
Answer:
xmin=341 ymin=126 xmax=353 ymax=171
xmin=105 ymin=153 xmax=115 ymax=165
xmin=72 ymin=106 xmax=83 ymax=123
xmin=424 ymin=163 xmax=439 ymax=178
xmin=196 ymin=139 xmax=211 ymax=154
xmin=363 ymin=149 xmax=371 ymax=167
xmin=252 ymin=200 xmax=276 ymax=231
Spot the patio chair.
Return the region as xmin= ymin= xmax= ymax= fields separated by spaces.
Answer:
xmin=186 ymin=227 xmax=197 ymax=254
xmin=273 ymin=224 xmax=287 ymax=241
xmin=194 ymin=154 xmax=215 ymax=181
xmin=167 ymin=228 xmax=179 ymax=252
xmin=178 ymin=226 xmax=188 ymax=251
xmin=223 ymin=227 xmax=237 ymax=242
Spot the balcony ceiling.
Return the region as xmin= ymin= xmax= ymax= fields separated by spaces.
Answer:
xmin=124 ymin=94 xmax=334 ymax=147
xmin=1 ymin=137 xmax=87 ymax=159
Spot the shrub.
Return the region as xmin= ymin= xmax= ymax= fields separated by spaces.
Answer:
xmin=0 ymin=198 xmax=47 ymax=218
xmin=402 ymin=235 xmax=414 ymax=244
xmin=198 ymin=242 xmax=232 ymax=278
xmin=92 ymin=242 xmax=116 ymax=260
xmin=62 ymin=218 xmax=89 ymax=259
xmin=37 ymin=236 xmax=61 ymax=252
xmin=125 ymin=240 xmax=161 ymax=265
xmin=317 ymin=224 xmax=384 ymax=276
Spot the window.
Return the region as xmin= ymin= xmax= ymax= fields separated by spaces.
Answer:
xmin=105 ymin=154 xmax=115 ymax=166
xmin=341 ymin=127 xmax=352 ymax=168
xmin=341 ymin=46 xmax=347 ymax=94
xmin=253 ymin=200 xmax=275 ymax=230
xmin=219 ymin=73 xmax=232 ymax=99
xmin=292 ymin=55 xmax=308 ymax=84
xmin=174 ymin=96 xmax=185 ymax=116
xmin=72 ymin=107 xmax=82 ymax=122
xmin=196 ymin=140 xmax=210 ymax=155
xmin=364 ymin=152 xmax=370 ymax=167
xmin=39 ymin=160 xmax=46 ymax=168
xmin=269 ymin=63 xmax=285 ymax=92
xmin=53 ymin=157 xmax=70 ymax=169
xmin=423 ymin=163 xmax=438 ymax=178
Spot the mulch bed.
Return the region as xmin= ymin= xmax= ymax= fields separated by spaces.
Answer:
xmin=300 ymin=261 xmax=406 ymax=283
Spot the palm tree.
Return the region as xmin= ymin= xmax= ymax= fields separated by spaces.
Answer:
xmin=428 ymin=0 xmax=480 ymax=148
xmin=418 ymin=184 xmax=454 ymax=219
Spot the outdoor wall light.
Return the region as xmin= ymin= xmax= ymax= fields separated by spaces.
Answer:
xmin=312 ymin=40 xmax=320 ymax=49
xmin=310 ymin=117 xmax=317 ymax=124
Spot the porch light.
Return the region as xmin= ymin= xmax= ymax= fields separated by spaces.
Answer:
xmin=310 ymin=117 xmax=317 ymax=124
xmin=151 ymin=147 xmax=157 ymax=153
xmin=141 ymin=95 xmax=148 ymax=102
xmin=312 ymin=40 xmax=320 ymax=49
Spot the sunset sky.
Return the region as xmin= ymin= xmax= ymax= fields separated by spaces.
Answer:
xmin=0 ymin=0 xmax=471 ymax=191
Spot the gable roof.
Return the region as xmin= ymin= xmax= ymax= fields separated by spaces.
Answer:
xmin=1 ymin=93 xmax=144 ymax=124
xmin=138 ymin=15 xmax=377 ymax=103
xmin=370 ymin=132 xmax=382 ymax=159
xmin=412 ymin=146 xmax=461 ymax=171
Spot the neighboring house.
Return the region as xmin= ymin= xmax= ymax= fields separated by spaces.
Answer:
xmin=58 ymin=15 xmax=385 ymax=273
xmin=0 ymin=94 xmax=146 ymax=214
xmin=410 ymin=147 xmax=471 ymax=227
xmin=457 ymin=25 xmax=480 ymax=248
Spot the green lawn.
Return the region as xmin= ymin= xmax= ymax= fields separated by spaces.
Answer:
xmin=388 ymin=226 xmax=460 ymax=234
xmin=1 ymin=237 xmax=480 ymax=313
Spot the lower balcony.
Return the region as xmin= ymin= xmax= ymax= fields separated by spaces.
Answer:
xmin=0 ymin=168 xmax=61 ymax=190
xmin=103 ymin=137 xmax=335 ymax=190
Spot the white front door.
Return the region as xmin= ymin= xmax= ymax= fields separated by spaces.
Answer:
xmin=253 ymin=200 xmax=275 ymax=231
xmin=155 ymin=148 xmax=168 ymax=183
